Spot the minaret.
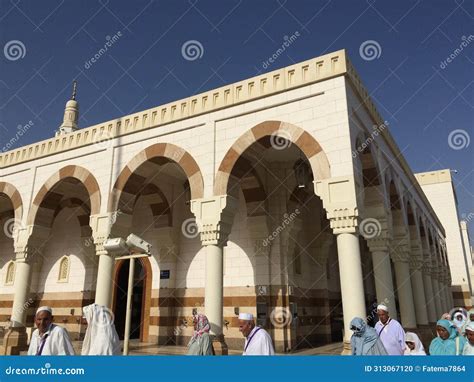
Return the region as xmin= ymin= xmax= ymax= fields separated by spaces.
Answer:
xmin=56 ymin=80 xmax=79 ymax=136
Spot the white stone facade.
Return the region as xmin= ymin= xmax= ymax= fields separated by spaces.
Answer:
xmin=415 ymin=170 xmax=473 ymax=306
xmin=0 ymin=50 xmax=459 ymax=354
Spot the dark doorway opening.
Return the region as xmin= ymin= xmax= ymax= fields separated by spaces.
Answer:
xmin=114 ymin=259 xmax=145 ymax=340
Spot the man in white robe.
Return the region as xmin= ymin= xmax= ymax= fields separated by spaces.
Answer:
xmin=238 ymin=312 xmax=275 ymax=355
xmin=374 ymin=304 xmax=405 ymax=355
xmin=28 ymin=306 xmax=75 ymax=355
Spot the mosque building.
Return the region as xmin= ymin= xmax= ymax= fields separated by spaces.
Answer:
xmin=0 ymin=49 xmax=471 ymax=354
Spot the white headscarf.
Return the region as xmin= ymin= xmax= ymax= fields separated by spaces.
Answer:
xmin=81 ymin=304 xmax=121 ymax=355
xmin=404 ymin=332 xmax=426 ymax=355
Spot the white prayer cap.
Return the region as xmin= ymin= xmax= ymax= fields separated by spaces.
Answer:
xmin=465 ymin=322 xmax=474 ymax=332
xmin=35 ymin=306 xmax=52 ymax=316
xmin=238 ymin=312 xmax=254 ymax=321
xmin=377 ymin=304 xmax=389 ymax=312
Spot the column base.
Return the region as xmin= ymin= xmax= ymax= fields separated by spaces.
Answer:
xmin=1 ymin=327 xmax=29 ymax=355
xmin=341 ymin=340 xmax=352 ymax=355
xmin=212 ymin=334 xmax=228 ymax=356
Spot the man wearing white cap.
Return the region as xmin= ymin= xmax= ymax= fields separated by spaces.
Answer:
xmin=374 ymin=304 xmax=405 ymax=355
xmin=238 ymin=312 xmax=275 ymax=355
xmin=27 ymin=306 xmax=75 ymax=355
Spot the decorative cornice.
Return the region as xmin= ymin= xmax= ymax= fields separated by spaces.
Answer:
xmin=0 ymin=50 xmax=347 ymax=168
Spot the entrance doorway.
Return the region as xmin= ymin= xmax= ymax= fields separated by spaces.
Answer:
xmin=113 ymin=259 xmax=146 ymax=340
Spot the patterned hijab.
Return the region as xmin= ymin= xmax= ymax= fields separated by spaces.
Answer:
xmin=190 ymin=314 xmax=210 ymax=342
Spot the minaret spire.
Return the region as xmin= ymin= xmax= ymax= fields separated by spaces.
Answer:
xmin=56 ymin=80 xmax=80 ymax=136
xmin=71 ymin=80 xmax=77 ymax=100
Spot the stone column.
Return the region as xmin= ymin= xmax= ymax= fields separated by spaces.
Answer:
xmin=367 ymin=237 xmax=398 ymax=319
xmin=3 ymin=243 xmax=35 ymax=354
xmin=336 ymin=231 xmax=366 ymax=351
xmin=90 ymin=213 xmax=116 ymax=308
xmin=10 ymin=256 xmax=32 ymax=327
xmin=431 ymin=267 xmax=443 ymax=318
xmin=422 ymin=261 xmax=438 ymax=324
xmin=446 ymin=273 xmax=454 ymax=309
xmin=441 ymin=271 xmax=451 ymax=313
xmin=95 ymin=246 xmax=115 ymax=307
xmin=409 ymin=249 xmax=429 ymax=326
xmin=191 ymin=195 xmax=237 ymax=355
xmin=315 ymin=175 xmax=366 ymax=354
xmin=391 ymin=243 xmax=417 ymax=329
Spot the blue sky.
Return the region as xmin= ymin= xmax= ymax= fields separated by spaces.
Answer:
xmin=0 ymin=0 xmax=472 ymax=241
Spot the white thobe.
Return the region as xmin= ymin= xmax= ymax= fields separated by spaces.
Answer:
xmin=28 ymin=324 xmax=75 ymax=355
xmin=375 ymin=318 xmax=405 ymax=355
xmin=242 ymin=327 xmax=275 ymax=355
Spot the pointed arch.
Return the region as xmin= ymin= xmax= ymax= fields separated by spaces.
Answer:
xmin=27 ymin=165 xmax=101 ymax=226
xmin=214 ymin=121 xmax=330 ymax=195
xmin=108 ymin=143 xmax=204 ymax=213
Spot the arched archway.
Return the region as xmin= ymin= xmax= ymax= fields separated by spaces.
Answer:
xmin=214 ymin=121 xmax=335 ymax=352
xmin=0 ymin=182 xmax=23 ymax=329
xmin=108 ymin=143 xmax=204 ymax=215
xmin=214 ymin=120 xmax=331 ymax=196
xmin=27 ymin=165 xmax=100 ymax=227
xmin=0 ymin=182 xmax=23 ymax=224
xmin=108 ymin=143 xmax=204 ymax=345
xmin=25 ymin=166 xmax=101 ymax=336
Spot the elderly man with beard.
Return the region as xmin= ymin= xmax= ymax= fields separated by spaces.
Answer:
xmin=27 ymin=306 xmax=75 ymax=355
xmin=374 ymin=304 xmax=405 ymax=355
xmin=238 ymin=313 xmax=275 ymax=355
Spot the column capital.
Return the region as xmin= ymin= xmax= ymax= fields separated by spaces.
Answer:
xmin=366 ymin=229 xmax=391 ymax=252
xmin=390 ymin=246 xmax=410 ymax=263
xmin=421 ymin=260 xmax=432 ymax=275
xmin=326 ymin=208 xmax=359 ymax=234
xmin=409 ymin=257 xmax=424 ymax=271
xmin=13 ymin=224 xmax=45 ymax=263
xmin=409 ymin=247 xmax=424 ymax=270
xmin=431 ymin=267 xmax=441 ymax=281
xmin=190 ymin=195 xmax=238 ymax=246
xmin=314 ymin=175 xmax=360 ymax=234
xmin=389 ymin=234 xmax=410 ymax=263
